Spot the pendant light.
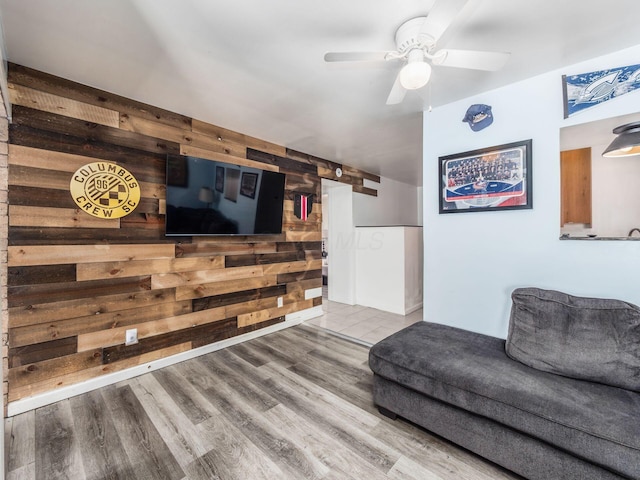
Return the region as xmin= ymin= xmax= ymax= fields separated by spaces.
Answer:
xmin=602 ymin=122 xmax=640 ymax=157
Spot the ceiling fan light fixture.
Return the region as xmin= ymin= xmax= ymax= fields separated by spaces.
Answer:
xmin=603 ymin=122 xmax=640 ymax=157
xmin=399 ymin=51 xmax=432 ymax=90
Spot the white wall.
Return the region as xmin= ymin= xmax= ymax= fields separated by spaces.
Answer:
xmin=404 ymin=226 xmax=423 ymax=312
xmin=423 ymin=44 xmax=640 ymax=338
xmin=353 ymin=177 xmax=422 ymax=226
xmin=327 ymin=183 xmax=356 ymax=304
xmin=584 ymin=148 xmax=640 ymax=237
xmin=355 ymin=226 xmax=423 ymax=314
xmin=355 ymin=227 xmax=405 ymax=313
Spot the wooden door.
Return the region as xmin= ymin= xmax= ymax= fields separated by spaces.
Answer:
xmin=561 ymin=147 xmax=592 ymax=226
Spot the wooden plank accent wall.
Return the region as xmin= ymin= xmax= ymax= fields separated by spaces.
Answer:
xmin=1 ymin=91 xmax=9 ymax=415
xmin=5 ymin=63 xmax=378 ymax=406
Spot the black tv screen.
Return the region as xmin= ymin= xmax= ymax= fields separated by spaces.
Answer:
xmin=165 ymin=154 xmax=285 ymax=236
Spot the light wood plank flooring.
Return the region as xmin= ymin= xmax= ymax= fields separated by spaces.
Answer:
xmin=5 ymin=325 xmax=521 ymax=480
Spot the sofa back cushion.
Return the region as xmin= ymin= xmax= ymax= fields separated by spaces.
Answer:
xmin=506 ymin=287 xmax=640 ymax=392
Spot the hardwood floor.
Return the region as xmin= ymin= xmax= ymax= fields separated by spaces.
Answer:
xmin=5 ymin=325 xmax=521 ymax=480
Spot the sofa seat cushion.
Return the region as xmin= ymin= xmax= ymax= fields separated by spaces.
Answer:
xmin=507 ymin=287 xmax=640 ymax=392
xmin=369 ymin=322 xmax=640 ymax=479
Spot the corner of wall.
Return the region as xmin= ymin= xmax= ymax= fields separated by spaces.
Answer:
xmin=0 ymin=102 xmax=7 ymax=417
xmin=0 ymin=77 xmax=8 ymax=480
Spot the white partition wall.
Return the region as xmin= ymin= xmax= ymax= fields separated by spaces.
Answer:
xmin=355 ymin=226 xmax=423 ymax=315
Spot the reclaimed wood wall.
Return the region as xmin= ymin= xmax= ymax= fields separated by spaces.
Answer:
xmin=4 ymin=64 xmax=379 ymax=405
xmin=0 ymin=88 xmax=9 ymax=413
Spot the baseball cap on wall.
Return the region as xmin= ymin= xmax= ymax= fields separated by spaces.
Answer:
xmin=462 ymin=104 xmax=493 ymax=131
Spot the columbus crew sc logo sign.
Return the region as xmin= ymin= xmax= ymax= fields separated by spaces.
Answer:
xmin=70 ymin=162 xmax=141 ymax=219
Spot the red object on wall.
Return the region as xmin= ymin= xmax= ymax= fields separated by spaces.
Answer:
xmin=294 ymin=193 xmax=313 ymax=221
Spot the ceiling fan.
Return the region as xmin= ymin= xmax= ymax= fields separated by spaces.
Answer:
xmin=324 ymin=0 xmax=510 ymax=105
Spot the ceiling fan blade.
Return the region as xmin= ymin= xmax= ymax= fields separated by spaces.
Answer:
xmin=419 ymin=0 xmax=469 ymax=43
xmin=386 ymin=72 xmax=407 ymax=105
xmin=432 ymin=49 xmax=510 ymax=71
xmin=324 ymin=51 xmax=390 ymax=62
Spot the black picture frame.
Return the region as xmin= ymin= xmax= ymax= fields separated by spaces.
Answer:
xmin=439 ymin=139 xmax=532 ymax=214
xmin=240 ymin=172 xmax=258 ymax=199
xmin=215 ymin=165 xmax=225 ymax=193
xmin=167 ymin=155 xmax=188 ymax=187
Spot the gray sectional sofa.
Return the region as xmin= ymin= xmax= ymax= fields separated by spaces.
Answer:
xmin=369 ymin=288 xmax=640 ymax=480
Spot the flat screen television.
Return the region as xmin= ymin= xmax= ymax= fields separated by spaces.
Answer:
xmin=165 ymin=154 xmax=286 ymax=236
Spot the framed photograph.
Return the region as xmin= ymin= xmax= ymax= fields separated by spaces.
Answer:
xmin=215 ymin=165 xmax=225 ymax=193
xmin=224 ymin=168 xmax=240 ymax=202
xmin=439 ymin=139 xmax=532 ymax=214
xmin=167 ymin=155 xmax=188 ymax=187
xmin=240 ymin=172 xmax=258 ymax=199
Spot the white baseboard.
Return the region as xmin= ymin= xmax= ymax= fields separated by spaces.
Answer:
xmin=7 ymin=305 xmax=324 ymax=417
xmin=287 ymin=304 xmax=323 ymax=321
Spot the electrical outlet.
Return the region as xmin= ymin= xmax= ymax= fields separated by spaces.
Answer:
xmin=277 ymin=296 xmax=283 ymax=308
xmin=125 ymin=328 xmax=138 ymax=346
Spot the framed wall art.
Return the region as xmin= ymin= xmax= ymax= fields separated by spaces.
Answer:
xmin=215 ymin=165 xmax=225 ymax=193
xmin=240 ymin=172 xmax=258 ymax=199
xmin=439 ymin=139 xmax=532 ymax=214
xmin=166 ymin=155 xmax=188 ymax=187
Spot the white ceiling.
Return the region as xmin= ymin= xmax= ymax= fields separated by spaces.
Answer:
xmin=2 ymin=0 xmax=640 ymax=186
